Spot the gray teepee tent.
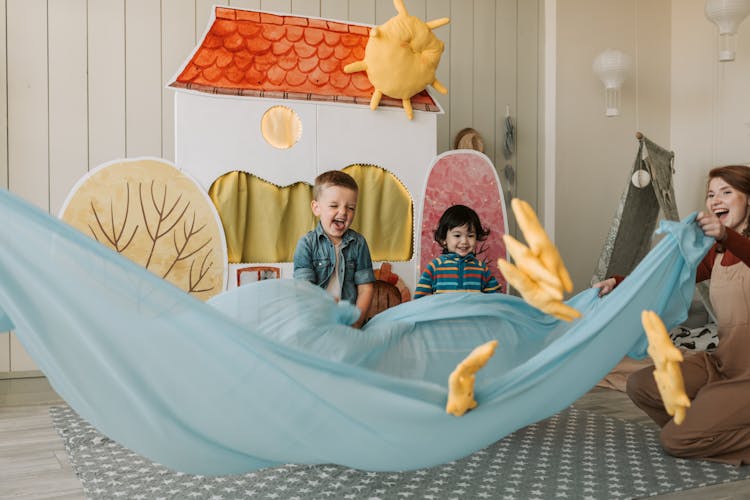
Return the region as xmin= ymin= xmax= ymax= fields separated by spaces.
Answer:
xmin=592 ymin=132 xmax=713 ymax=318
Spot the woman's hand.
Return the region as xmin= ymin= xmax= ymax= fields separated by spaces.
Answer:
xmin=592 ymin=277 xmax=617 ymax=297
xmin=696 ymin=211 xmax=727 ymax=242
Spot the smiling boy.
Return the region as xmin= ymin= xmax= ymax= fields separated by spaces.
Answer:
xmin=293 ymin=171 xmax=375 ymax=327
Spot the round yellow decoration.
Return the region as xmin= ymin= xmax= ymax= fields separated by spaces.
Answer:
xmin=261 ymin=106 xmax=302 ymax=149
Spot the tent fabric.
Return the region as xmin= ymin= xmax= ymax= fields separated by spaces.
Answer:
xmin=0 ymin=188 xmax=712 ymax=475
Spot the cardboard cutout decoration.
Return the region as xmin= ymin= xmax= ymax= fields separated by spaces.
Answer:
xmin=498 ymin=199 xmax=581 ymax=321
xmin=60 ymin=158 xmax=228 ymax=300
xmin=642 ymin=310 xmax=691 ymax=425
xmin=344 ymin=0 xmax=449 ymax=119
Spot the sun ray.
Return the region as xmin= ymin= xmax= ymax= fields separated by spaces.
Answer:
xmin=432 ymin=79 xmax=447 ymax=94
xmin=426 ymin=18 xmax=450 ymax=30
xmin=370 ymin=90 xmax=383 ymax=110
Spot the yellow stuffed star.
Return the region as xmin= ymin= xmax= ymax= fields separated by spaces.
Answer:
xmin=641 ymin=310 xmax=691 ymax=425
xmin=497 ymin=199 xmax=581 ymax=321
xmin=344 ymin=0 xmax=449 ymax=119
xmin=446 ymin=340 xmax=498 ymax=416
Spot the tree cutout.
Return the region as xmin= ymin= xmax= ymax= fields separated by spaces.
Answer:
xmin=88 ymin=183 xmax=139 ymax=253
xmin=82 ymin=179 xmax=218 ymax=299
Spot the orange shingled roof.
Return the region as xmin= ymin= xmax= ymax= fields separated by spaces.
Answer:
xmin=169 ymin=7 xmax=439 ymax=112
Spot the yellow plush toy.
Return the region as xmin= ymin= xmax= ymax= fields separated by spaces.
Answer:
xmin=497 ymin=199 xmax=581 ymax=322
xmin=344 ymin=0 xmax=449 ymax=119
xmin=446 ymin=340 xmax=498 ymax=417
xmin=641 ymin=310 xmax=691 ymax=425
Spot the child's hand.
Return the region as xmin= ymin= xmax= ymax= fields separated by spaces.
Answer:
xmin=641 ymin=310 xmax=691 ymax=425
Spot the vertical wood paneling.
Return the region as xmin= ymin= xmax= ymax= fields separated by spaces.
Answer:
xmin=0 ymin=0 xmax=7 ymax=190
xmin=427 ymin=0 xmax=451 ymax=154
xmin=162 ymin=1 xmax=195 ymax=162
xmin=449 ymin=1 xmax=473 ymax=148
xmin=375 ymin=0 xmax=392 ymax=24
xmin=290 ymin=0 xmax=319 ymax=17
xmin=88 ymin=0 xmax=126 ymax=168
xmin=496 ymin=0 xmax=517 ymax=233
xmin=321 ymin=0 xmax=347 ymax=19
xmin=261 ymin=0 xmax=292 ymax=14
xmin=229 ymin=0 xmax=261 ymax=11
xmin=195 ymin=0 xmax=214 ymax=40
xmin=516 ymin=0 xmax=538 ymax=209
xmin=0 ymin=333 xmax=8 ymax=372
xmin=348 ymin=0 xmax=375 ymax=23
xmin=49 ymin=0 xmax=88 ymax=214
xmin=125 ymin=0 xmax=162 ymax=158
xmin=7 ymin=0 xmax=49 ymax=210
xmin=473 ymin=0 xmax=496 ymax=162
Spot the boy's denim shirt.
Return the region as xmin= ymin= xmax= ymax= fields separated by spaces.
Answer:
xmin=293 ymin=222 xmax=375 ymax=303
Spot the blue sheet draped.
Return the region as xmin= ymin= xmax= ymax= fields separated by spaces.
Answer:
xmin=0 ymin=188 xmax=712 ymax=475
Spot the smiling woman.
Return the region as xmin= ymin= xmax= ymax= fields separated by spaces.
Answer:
xmin=625 ymin=165 xmax=750 ymax=466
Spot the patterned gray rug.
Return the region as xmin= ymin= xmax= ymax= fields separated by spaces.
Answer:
xmin=50 ymin=405 xmax=750 ymax=499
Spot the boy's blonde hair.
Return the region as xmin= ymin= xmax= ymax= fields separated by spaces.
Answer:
xmin=313 ymin=170 xmax=359 ymax=200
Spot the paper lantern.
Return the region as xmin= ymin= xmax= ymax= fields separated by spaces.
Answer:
xmin=705 ymin=0 xmax=750 ymax=61
xmin=592 ymin=50 xmax=631 ymax=117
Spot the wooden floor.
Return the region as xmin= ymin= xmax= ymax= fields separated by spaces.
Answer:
xmin=2 ymin=377 xmax=750 ymax=499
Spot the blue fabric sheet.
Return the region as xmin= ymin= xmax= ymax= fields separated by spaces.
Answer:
xmin=0 ymin=188 xmax=712 ymax=475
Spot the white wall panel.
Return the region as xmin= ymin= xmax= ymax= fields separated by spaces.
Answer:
xmin=427 ymin=0 xmax=451 ymax=154
xmin=0 ymin=0 xmax=7 ymax=191
xmin=7 ymin=0 xmax=49 ymax=210
xmin=321 ymin=0 xmax=347 ymax=20
xmin=126 ymin=0 xmax=162 ymax=158
xmin=261 ymin=0 xmax=292 ymax=14
xmin=348 ymin=0 xmax=374 ymax=24
xmin=162 ymin=0 xmax=196 ymax=162
xmin=290 ymin=0 xmax=319 ymax=17
xmin=0 ymin=333 xmax=9 ymax=373
xmin=195 ymin=0 xmax=214 ymax=39
xmin=474 ymin=0 xmax=497 ymax=162
xmin=448 ymin=1 xmax=473 ymax=145
xmin=88 ymin=0 xmax=126 ymax=168
xmin=49 ymin=0 xmax=88 ymax=214
xmin=229 ymin=0 xmax=261 ymax=11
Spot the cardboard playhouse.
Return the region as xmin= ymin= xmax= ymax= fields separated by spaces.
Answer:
xmin=60 ymin=3 xmax=508 ymax=306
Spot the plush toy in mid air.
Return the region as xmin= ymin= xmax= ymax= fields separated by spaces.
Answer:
xmin=498 ymin=199 xmax=581 ymax=322
xmin=641 ymin=310 xmax=691 ymax=425
xmin=446 ymin=340 xmax=499 ymax=416
xmin=344 ymin=0 xmax=449 ymax=119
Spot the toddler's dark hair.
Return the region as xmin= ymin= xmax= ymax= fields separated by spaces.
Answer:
xmin=434 ymin=205 xmax=490 ymax=249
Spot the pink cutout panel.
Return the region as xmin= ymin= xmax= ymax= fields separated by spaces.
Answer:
xmin=420 ymin=151 xmax=508 ymax=292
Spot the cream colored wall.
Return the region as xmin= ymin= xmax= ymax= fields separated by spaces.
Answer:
xmin=554 ymin=0 xmax=671 ymax=292
xmin=0 ymin=0 xmax=540 ymax=375
xmin=671 ymin=0 xmax=750 ymax=215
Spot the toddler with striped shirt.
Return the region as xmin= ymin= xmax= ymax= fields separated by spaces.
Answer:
xmin=415 ymin=205 xmax=501 ymax=298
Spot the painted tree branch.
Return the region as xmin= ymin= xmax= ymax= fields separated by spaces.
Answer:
xmin=88 ymin=183 xmax=139 ymax=253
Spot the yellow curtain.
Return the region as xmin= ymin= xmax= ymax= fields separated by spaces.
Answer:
xmin=209 ymin=166 xmax=413 ymax=263
xmin=208 ymin=172 xmax=315 ymax=263
xmin=345 ymin=165 xmax=413 ymax=261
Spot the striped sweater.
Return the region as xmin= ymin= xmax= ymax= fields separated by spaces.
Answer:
xmin=415 ymin=253 xmax=501 ymax=298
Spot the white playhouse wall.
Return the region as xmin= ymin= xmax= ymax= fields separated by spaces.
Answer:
xmin=174 ymin=90 xmax=438 ymax=291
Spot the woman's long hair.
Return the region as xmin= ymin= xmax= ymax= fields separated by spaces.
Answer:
xmin=707 ymin=165 xmax=750 ymax=250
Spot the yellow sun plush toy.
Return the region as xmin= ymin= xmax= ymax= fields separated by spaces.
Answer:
xmin=344 ymin=0 xmax=449 ymax=119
